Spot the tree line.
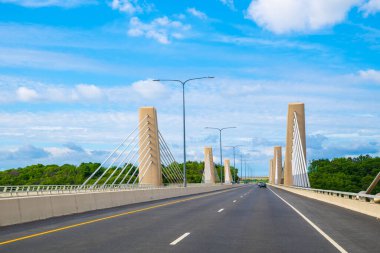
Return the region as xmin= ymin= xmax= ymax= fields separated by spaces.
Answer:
xmin=1 ymin=155 xmax=379 ymax=194
xmin=0 ymin=161 xmax=239 ymax=186
xmin=309 ymin=155 xmax=380 ymax=194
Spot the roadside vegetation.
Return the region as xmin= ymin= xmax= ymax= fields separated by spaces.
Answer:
xmin=309 ymin=155 xmax=380 ymax=194
xmin=0 ymin=161 xmax=238 ymax=186
xmin=1 ymin=156 xmax=378 ymax=194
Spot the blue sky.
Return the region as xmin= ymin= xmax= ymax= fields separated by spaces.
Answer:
xmin=0 ymin=0 xmax=380 ymax=176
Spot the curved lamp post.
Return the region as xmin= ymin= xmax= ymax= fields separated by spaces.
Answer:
xmin=154 ymin=77 xmax=214 ymax=187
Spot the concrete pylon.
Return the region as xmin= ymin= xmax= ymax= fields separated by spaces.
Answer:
xmin=284 ymin=103 xmax=306 ymax=187
xmin=269 ymin=159 xmax=273 ymax=184
xmin=271 ymin=156 xmax=276 ymax=185
xmin=204 ymin=147 xmax=216 ymax=184
xmin=274 ymin=146 xmax=282 ymax=185
xmin=224 ymin=159 xmax=232 ymax=184
xmin=138 ymin=107 xmax=162 ymax=186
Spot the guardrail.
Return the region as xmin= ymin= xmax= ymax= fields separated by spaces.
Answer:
xmin=288 ymin=185 xmax=380 ymax=203
xmin=0 ymin=183 xmax=212 ymax=198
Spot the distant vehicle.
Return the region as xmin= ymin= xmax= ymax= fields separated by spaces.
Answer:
xmin=258 ymin=182 xmax=266 ymax=188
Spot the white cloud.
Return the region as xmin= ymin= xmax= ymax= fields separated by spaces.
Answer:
xmin=358 ymin=69 xmax=380 ymax=83
xmin=1 ymin=145 xmax=50 ymax=160
xmin=187 ymin=8 xmax=208 ymax=20
xmin=220 ymin=0 xmax=236 ymax=10
xmin=0 ymin=76 xmax=172 ymax=104
xmin=110 ymin=0 xmax=153 ymax=14
xmin=360 ymin=0 xmax=380 ymax=16
xmin=0 ymin=0 xmax=96 ymax=8
xmin=1 ymin=74 xmax=380 ymax=173
xmin=111 ymin=0 xmax=140 ymax=14
xmin=131 ymin=79 xmax=167 ymax=98
xmin=128 ymin=16 xmax=191 ymax=44
xmin=0 ymin=47 xmax=110 ymax=73
xmin=213 ymin=35 xmax=323 ymax=51
xmin=246 ymin=0 xmax=360 ymax=34
xmin=73 ymin=84 xmax=102 ymax=100
xmin=16 ymin=87 xmax=39 ymax=102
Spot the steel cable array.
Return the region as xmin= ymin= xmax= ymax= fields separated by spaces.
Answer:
xmin=80 ymin=115 xmax=183 ymax=189
xmin=291 ymin=112 xmax=311 ymax=187
xmin=158 ymin=131 xmax=184 ymax=185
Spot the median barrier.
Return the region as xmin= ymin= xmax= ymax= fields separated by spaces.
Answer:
xmin=51 ymin=194 xmax=77 ymax=217
xmin=19 ymin=196 xmax=53 ymax=224
xmin=75 ymin=193 xmax=96 ymax=213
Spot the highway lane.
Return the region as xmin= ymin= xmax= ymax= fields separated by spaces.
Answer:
xmin=269 ymin=186 xmax=380 ymax=253
xmin=0 ymin=185 xmax=378 ymax=252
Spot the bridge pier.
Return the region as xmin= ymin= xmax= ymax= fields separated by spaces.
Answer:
xmin=274 ymin=146 xmax=282 ymax=185
xmin=269 ymin=159 xmax=274 ymax=184
xmin=138 ymin=107 xmax=163 ymax=186
xmin=224 ymin=159 xmax=232 ymax=184
xmin=284 ymin=103 xmax=306 ymax=187
xmin=204 ymin=147 xmax=216 ymax=184
xmin=270 ymin=157 xmax=276 ymax=185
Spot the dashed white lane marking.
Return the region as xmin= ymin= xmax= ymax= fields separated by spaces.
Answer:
xmin=170 ymin=232 xmax=191 ymax=245
xmin=268 ymin=188 xmax=348 ymax=253
xmin=218 ymin=208 xmax=224 ymax=213
xmin=233 ymin=200 xmax=237 ymax=203
xmin=240 ymin=195 xmax=243 ymax=198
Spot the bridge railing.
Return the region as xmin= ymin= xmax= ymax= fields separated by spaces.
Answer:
xmin=0 ymin=183 xmax=212 ymax=198
xmin=289 ymin=185 xmax=380 ymax=203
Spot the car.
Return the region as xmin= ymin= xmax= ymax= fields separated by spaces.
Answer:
xmin=258 ymin=182 xmax=266 ymax=188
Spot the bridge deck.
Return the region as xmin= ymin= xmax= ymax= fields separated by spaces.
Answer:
xmin=0 ymin=185 xmax=378 ymax=252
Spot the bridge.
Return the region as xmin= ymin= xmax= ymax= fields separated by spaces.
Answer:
xmin=0 ymin=103 xmax=379 ymax=253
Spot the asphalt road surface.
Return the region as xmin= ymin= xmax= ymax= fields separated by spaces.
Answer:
xmin=0 ymin=185 xmax=379 ymax=253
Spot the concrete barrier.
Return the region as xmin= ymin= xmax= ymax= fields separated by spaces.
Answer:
xmin=0 ymin=185 xmax=237 ymax=226
xmin=270 ymin=184 xmax=380 ymax=219
xmin=19 ymin=196 xmax=53 ymax=224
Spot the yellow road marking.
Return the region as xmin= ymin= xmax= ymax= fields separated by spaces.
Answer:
xmin=0 ymin=187 xmax=242 ymax=246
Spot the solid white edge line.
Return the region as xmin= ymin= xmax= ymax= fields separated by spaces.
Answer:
xmin=218 ymin=208 xmax=224 ymax=213
xmin=268 ymin=187 xmax=348 ymax=253
xmin=170 ymin=232 xmax=190 ymax=245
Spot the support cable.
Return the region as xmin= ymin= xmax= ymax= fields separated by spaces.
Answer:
xmin=161 ymin=153 xmax=181 ymax=184
xmin=294 ymin=112 xmax=310 ymax=187
xmin=135 ymin=160 xmax=153 ymax=185
xmin=117 ymin=138 xmax=152 ymax=186
xmin=120 ymin=141 xmax=151 ymax=185
xmin=90 ymin=118 xmax=149 ymax=188
xmin=159 ymin=147 xmax=178 ymax=184
xmin=131 ymin=155 xmax=153 ymax=185
xmin=293 ymin=119 xmax=301 ymax=186
xmin=126 ymin=147 xmax=152 ymax=185
xmin=101 ymin=123 xmax=149 ymax=187
xmin=81 ymin=115 xmax=148 ymax=188
xmin=159 ymin=142 xmax=182 ymax=183
xmin=158 ymin=132 xmax=184 ymax=181
xmin=292 ymin=122 xmax=298 ymax=186
xmin=109 ymin=128 xmax=151 ymax=186
xmin=158 ymin=134 xmax=182 ymax=182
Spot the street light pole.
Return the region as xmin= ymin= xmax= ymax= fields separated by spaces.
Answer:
xmin=225 ymin=145 xmax=243 ymax=183
xmin=240 ymin=154 xmax=243 ymax=183
xmin=205 ymin=126 xmax=236 ymax=184
xmin=154 ymin=77 xmax=214 ymax=187
xmin=245 ymin=160 xmax=247 ymax=181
